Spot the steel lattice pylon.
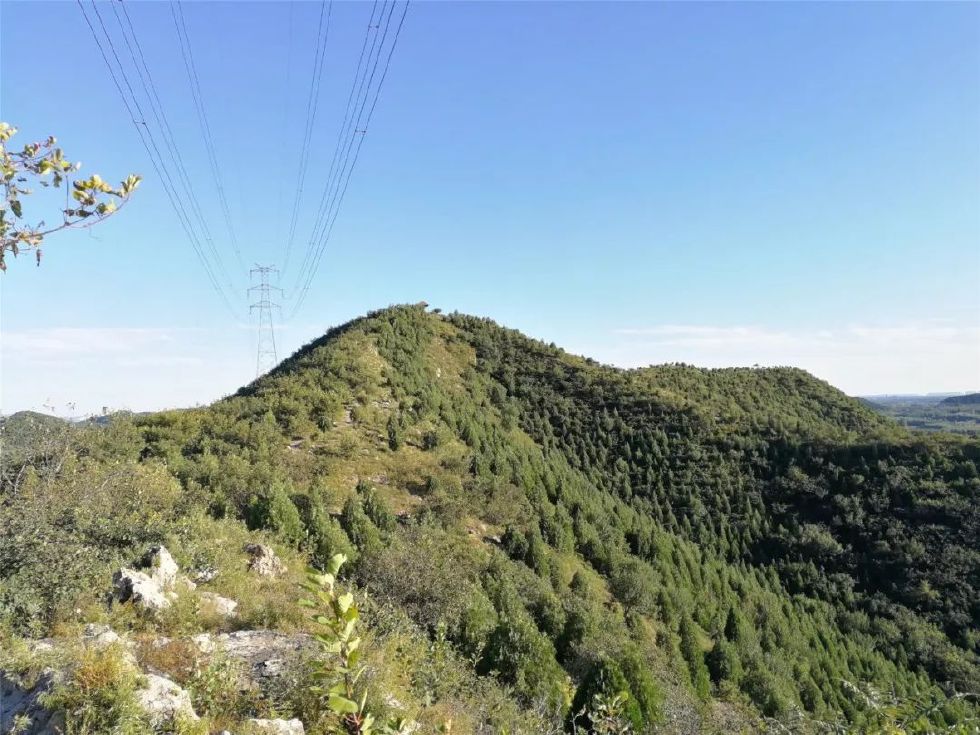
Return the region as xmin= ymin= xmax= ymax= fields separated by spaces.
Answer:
xmin=249 ymin=265 xmax=282 ymax=376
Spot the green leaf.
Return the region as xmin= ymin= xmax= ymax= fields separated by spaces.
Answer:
xmin=337 ymin=592 xmax=354 ymax=614
xmin=328 ymin=694 xmax=359 ymax=714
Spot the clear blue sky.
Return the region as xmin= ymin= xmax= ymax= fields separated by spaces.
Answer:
xmin=2 ymin=1 xmax=978 ymax=414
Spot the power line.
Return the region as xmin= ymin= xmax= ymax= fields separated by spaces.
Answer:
xmin=172 ymin=0 xmax=247 ymax=274
xmin=281 ymin=0 xmax=333 ymax=276
xmin=290 ymin=0 xmax=410 ymax=317
xmin=275 ymin=0 xmax=297 ymax=245
xmin=80 ymin=0 xmax=409 ymax=324
xmin=77 ymin=0 xmax=239 ymax=318
xmin=287 ymin=0 xmax=383 ymax=290
xmin=109 ymin=0 xmax=237 ymax=294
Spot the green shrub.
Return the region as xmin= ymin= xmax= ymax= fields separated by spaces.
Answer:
xmin=0 ymin=461 xmax=181 ymax=635
xmin=246 ymin=481 xmax=304 ymax=546
xmin=358 ymin=482 xmax=397 ymax=532
xmin=706 ymin=639 xmax=741 ymax=685
xmin=341 ymin=496 xmax=383 ymax=562
xmin=742 ymin=662 xmax=788 ymax=717
xmin=679 ymin=616 xmax=711 ymax=700
xmin=570 ymin=657 xmax=642 ymax=732
xmin=308 ymin=511 xmax=356 ymax=569
xmin=481 ymin=609 xmax=567 ymax=710
xmin=620 ymin=648 xmax=662 ymax=726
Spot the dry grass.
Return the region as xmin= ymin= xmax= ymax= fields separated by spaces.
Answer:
xmin=134 ymin=636 xmax=201 ymax=684
xmin=70 ymin=645 xmax=134 ymax=696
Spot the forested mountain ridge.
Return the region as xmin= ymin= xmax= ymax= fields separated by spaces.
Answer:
xmin=448 ymin=313 xmax=979 ymax=648
xmin=3 ymin=304 xmax=978 ymax=733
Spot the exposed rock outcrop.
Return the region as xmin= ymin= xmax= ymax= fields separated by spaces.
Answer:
xmin=190 ymin=630 xmax=313 ymax=694
xmin=82 ymin=623 xmax=122 ymax=649
xmin=112 ymin=545 xmax=199 ymax=612
xmin=0 ymin=670 xmax=63 ymax=735
xmin=243 ymin=543 xmax=286 ymax=577
xmin=246 ymin=718 xmax=306 ymax=735
xmin=136 ymin=673 xmax=198 ymax=726
xmin=200 ymin=591 xmax=238 ymax=617
xmin=113 ymin=568 xmax=172 ymax=611
xmin=193 ymin=566 xmax=219 ymax=584
xmin=139 ymin=545 xmax=180 ymax=588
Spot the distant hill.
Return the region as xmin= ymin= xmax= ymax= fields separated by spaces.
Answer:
xmin=0 ymin=409 xmax=65 ymax=430
xmin=941 ymin=392 xmax=980 ymax=406
xmin=863 ymin=393 xmax=980 ymax=435
xmin=0 ymin=410 xmax=67 ymax=460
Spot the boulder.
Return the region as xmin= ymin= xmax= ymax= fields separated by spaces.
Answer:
xmin=215 ymin=630 xmax=312 ymax=672
xmin=113 ymin=568 xmax=171 ymax=611
xmin=136 ymin=673 xmax=198 ymax=726
xmin=200 ymin=591 xmax=238 ymax=617
xmin=256 ymin=658 xmax=286 ymax=677
xmin=82 ymin=623 xmax=122 ymax=648
xmin=113 ymin=545 xmax=197 ymax=611
xmin=80 ymin=624 xmax=138 ymax=666
xmin=191 ymin=633 xmax=216 ymax=654
xmin=246 ymin=718 xmax=305 ymax=735
xmin=147 ymin=629 xmax=314 ymax=702
xmin=243 ymin=543 xmax=286 ymax=577
xmin=193 ymin=566 xmax=219 ymax=584
xmin=175 ymin=576 xmax=198 ymax=592
xmin=139 ymin=545 xmax=179 ymax=588
xmin=26 ymin=639 xmax=56 ymax=656
xmin=188 ymin=630 xmax=313 ymax=696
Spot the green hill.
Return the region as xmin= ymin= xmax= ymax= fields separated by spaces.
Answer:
xmin=942 ymin=393 xmax=980 ymax=407
xmin=2 ymin=304 xmax=978 ymax=734
xmin=865 ymin=394 xmax=980 ymax=435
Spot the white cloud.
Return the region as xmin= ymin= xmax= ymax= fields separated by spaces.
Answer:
xmin=1 ymin=326 xmax=252 ymax=417
xmin=0 ymin=322 xmax=327 ymax=417
xmin=596 ymin=321 xmax=980 ymax=395
xmin=3 ymin=327 xmax=183 ymax=360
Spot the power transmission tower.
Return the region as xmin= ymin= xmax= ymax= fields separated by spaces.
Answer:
xmin=249 ymin=265 xmax=282 ymax=376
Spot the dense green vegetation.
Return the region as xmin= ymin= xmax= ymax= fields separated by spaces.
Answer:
xmin=2 ymin=304 xmax=978 ymax=733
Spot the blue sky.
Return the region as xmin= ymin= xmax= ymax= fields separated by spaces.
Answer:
xmin=2 ymin=0 xmax=978 ymax=415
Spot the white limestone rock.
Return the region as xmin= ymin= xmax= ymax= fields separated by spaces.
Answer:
xmin=139 ymin=545 xmax=179 ymax=588
xmin=243 ymin=543 xmax=286 ymax=577
xmin=200 ymin=591 xmax=238 ymax=617
xmin=246 ymin=718 xmax=305 ymax=735
xmin=113 ymin=568 xmax=171 ymax=611
xmin=136 ymin=673 xmax=198 ymax=726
